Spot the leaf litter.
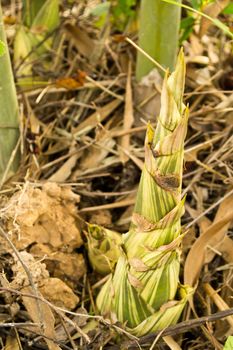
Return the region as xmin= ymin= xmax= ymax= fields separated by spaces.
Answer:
xmin=0 ymin=1 xmax=233 ymax=349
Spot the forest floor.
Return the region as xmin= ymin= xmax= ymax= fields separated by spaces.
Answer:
xmin=0 ymin=1 xmax=233 ymax=349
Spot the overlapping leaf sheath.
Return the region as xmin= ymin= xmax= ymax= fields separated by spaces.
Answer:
xmin=86 ymin=224 xmax=122 ymax=275
xmin=88 ymin=50 xmax=193 ymax=336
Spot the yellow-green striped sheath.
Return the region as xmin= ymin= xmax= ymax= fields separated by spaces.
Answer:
xmin=87 ymin=50 xmax=193 ymax=336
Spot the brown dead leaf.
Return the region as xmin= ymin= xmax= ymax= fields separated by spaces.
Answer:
xmin=189 ymin=33 xmax=204 ymax=56
xmin=79 ymin=128 xmax=116 ymax=172
xmin=204 ymin=283 xmax=233 ymax=330
xmin=184 ymin=196 xmax=233 ymax=287
xmin=163 ymin=336 xmax=182 ymax=350
xmin=119 ymin=62 xmax=134 ymax=163
xmin=112 ymin=34 xmax=126 ymax=43
xmin=217 ymin=236 xmax=233 ymax=264
xmin=73 ymin=99 xmax=122 ymax=136
xmin=55 ymin=70 xmax=87 ymax=90
xmin=5 ymin=335 xmax=20 ymax=350
xmin=65 ymin=23 xmax=96 ymax=58
xmin=204 ymin=191 xmax=233 ymax=264
xmin=48 ymin=144 xmax=81 ymax=182
xmin=199 ymin=0 xmax=230 ymax=37
xmin=3 ymin=15 xmax=17 ymax=25
xmin=23 ymin=286 xmax=61 ymax=350
xmin=55 ymin=77 xmax=83 ymax=90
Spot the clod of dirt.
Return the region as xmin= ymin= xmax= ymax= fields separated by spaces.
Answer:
xmin=11 ymin=251 xmax=49 ymax=288
xmin=2 ymin=183 xmax=86 ymax=288
xmin=39 ymin=278 xmax=79 ymax=309
xmin=10 ymin=251 xmax=79 ymax=311
xmin=30 ymin=244 xmax=86 ymax=288
xmin=5 ymin=183 xmax=83 ymax=251
xmin=9 ymin=252 xmax=63 ymax=350
xmin=89 ymin=209 xmax=112 ymax=227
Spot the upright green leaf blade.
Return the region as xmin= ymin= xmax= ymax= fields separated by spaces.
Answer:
xmin=136 ymin=0 xmax=181 ymax=80
xmin=0 ymin=5 xmax=20 ymax=182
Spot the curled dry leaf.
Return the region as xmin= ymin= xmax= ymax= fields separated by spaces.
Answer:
xmin=163 ymin=335 xmax=182 ymax=350
xmin=203 ymin=283 xmax=233 ymax=330
xmin=23 ymin=286 xmax=62 ymax=350
xmin=204 ymin=191 xmax=233 ymax=264
xmin=184 ymin=191 xmax=233 ymax=287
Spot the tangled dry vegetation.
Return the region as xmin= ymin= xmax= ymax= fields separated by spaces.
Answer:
xmin=0 ymin=1 xmax=233 ymax=349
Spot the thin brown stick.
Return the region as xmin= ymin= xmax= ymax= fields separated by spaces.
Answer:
xmin=0 ymin=287 xmax=139 ymax=342
xmin=123 ymin=308 xmax=233 ymax=348
xmin=0 ymin=322 xmax=38 ymax=328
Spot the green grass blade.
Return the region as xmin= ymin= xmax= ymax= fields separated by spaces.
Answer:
xmin=162 ymin=0 xmax=233 ymax=38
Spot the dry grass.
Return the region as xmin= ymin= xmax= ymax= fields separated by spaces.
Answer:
xmin=0 ymin=1 xmax=233 ymax=349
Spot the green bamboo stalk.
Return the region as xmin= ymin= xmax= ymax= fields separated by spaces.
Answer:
xmin=0 ymin=3 xmax=20 ymax=181
xmin=93 ymin=50 xmax=193 ymax=336
xmin=136 ymin=0 xmax=181 ymax=80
